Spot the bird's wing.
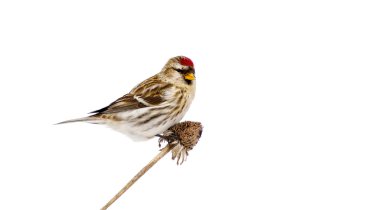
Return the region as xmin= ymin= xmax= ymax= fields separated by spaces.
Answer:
xmin=90 ymin=76 xmax=173 ymax=115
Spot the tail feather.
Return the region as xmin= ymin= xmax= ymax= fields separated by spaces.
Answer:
xmin=55 ymin=116 xmax=104 ymax=125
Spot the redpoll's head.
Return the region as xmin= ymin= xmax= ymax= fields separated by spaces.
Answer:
xmin=162 ymin=56 xmax=195 ymax=85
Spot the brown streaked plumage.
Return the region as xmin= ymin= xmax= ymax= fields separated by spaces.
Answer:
xmin=58 ymin=56 xmax=196 ymax=141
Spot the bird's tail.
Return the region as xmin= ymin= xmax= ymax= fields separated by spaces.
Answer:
xmin=55 ymin=116 xmax=104 ymax=125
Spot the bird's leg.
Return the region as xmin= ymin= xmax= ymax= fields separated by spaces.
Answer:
xmin=156 ymin=134 xmax=178 ymax=147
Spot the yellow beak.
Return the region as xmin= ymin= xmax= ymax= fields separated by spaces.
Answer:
xmin=184 ymin=73 xmax=195 ymax=81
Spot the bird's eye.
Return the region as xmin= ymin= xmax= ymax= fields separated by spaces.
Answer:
xmin=174 ymin=68 xmax=182 ymax=72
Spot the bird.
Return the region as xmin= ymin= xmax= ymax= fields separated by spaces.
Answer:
xmin=58 ymin=56 xmax=196 ymax=141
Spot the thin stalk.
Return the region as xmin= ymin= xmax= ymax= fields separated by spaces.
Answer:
xmin=101 ymin=143 xmax=175 ymax=210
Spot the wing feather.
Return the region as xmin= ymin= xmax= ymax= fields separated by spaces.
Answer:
xmin=90 ymin=76 xmax=172 ymax=115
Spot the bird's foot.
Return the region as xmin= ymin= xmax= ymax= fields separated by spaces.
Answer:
xmin=156 ymin=134 xmax=178 ymax=147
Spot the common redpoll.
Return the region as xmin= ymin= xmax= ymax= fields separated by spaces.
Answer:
xmin=58 ymin=56 xmax=196 ymax=141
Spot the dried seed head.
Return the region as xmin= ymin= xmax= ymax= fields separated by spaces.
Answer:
xmin=159 ymin=121 xmax=203 ymax=164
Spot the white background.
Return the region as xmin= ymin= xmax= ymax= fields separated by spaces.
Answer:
xmin=1 ymin=0 xmax=379 ymax=209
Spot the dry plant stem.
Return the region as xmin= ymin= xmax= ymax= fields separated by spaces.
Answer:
xmin=101 ymin=143 xmax=175 ymax=210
